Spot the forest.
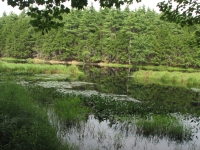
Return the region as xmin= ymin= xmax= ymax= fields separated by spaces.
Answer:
xmin=0 ymin=6 xmax=200 ymax=68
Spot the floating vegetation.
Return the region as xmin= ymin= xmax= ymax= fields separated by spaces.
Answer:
xmin=35 ymin=81 xmax=93 ymax=89
xmin=1 ymin=65 xmax=200 ymax=150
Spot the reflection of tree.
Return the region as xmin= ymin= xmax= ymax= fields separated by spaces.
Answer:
xmin=128 ymin=82 xmax=200 ymax=115
xmin=78 ymin=66 xmax=134 ymax=95
xmin=78 ymin=66 xmax=200 ymax=115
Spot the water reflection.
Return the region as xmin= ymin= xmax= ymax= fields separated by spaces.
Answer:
xmin=18 ymin=65 xmax=200 ymax=149
xmin=59 ymin=115 xmax=200 ymax=150
xmin=76 ymin=66 xmax=200 ymax=115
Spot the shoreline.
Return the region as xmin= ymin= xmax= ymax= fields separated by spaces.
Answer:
xmin=0 ymin=57 xmax=199 ymax=72
xmin=0 ymin=57 xmax=132 ymax=67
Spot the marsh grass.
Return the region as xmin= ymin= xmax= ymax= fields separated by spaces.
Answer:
xmin=27 ymin=86 xmax=89 ymax=127
xmin=133 ymin=70 xmax=200 ymax=88
xmin=138 ymin=65 xmax=198 ymax=72
xmin=0 ymin=57 xmax=26 ymax=63
xmin=0 ymin=82 xmax=71 ymax=150
xmin=27 ymin=58 xmax=47 ymax=64
xmin=98 ymin=63 xmax=132 ymax=68
xmin=0 ymin=81 xmax=194 ymax=148
xmin=136 ymin=115 xmax=192 ymax=141
xmin=80 ymin=95 xmax=181 ymax=119
xmin=0 ymin=61 xmax=84 ymax=78
xmin=77 ymin=94 xmax=194 ymax=142
xmin=54 ymin=97 xmax=89 ymax=123
xmin=27 ymin=86 xmax=63 ymax=104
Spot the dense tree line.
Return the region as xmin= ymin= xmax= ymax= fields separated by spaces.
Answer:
xmin=0 ymin=6 xmax=200 ymax=68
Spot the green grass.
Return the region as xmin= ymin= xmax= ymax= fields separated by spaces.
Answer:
xmin=54 ymin=97 xmax=89 ymax=123
xmin=24 ymin=84 xmax=90 ymax=128
xmin=0 ymin=57 xmax=27 ymax=63
xmin=0 ymin=60 xmax=84 ymax=76
xmin=99 ymin=63 xmax=132 ymax=68
xmin=133 ymin=70 xmax=200 ymax=88
xmin=26 ymin=86 xmax=89 ymax=122
xmin=0 ymin=82 xmax=72 ymax=150
xmin=136 ymin=115 xmax=192 ymax=141
xmin=138 ymin=65 xmax=199 ymax=72
xmin=0 ymin=81 xmax=194 ymax=147
xmin=26 ymin=58 xmax=47 ymax=64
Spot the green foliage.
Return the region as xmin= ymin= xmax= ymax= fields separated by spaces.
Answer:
xmin=0 ymin=60 xmax=83 ymax=75
xmin=158 ymin=0 xmax=200 ymax=26
xmin=0 ymin=82 xmax=69 ymax=150
xmin=0 ymin=7 xmax=199 ymax=67
xmin=4 ymin=0 xmax=143 ymax=32
xmin=79 ymin=94 xmax=182 ymax=120
xmin=158 ymin=0 xmax=200 ymax=44
xmin=0 ymin=57 xmax=27 ymax=63
xmin=69 ymin=90 xmax=193 ymax=141
xmin=136 ymin=115 xmax=192 ymax=141
xmin=0 ymin=68 xmax=198 ymax=146
xmin=133 ymin=70 xmax=200 ymax=88
xmin=3 ymin=0 xmax=199 ymax=32
xmin=54 ymin=97 xmax=89 ymax=122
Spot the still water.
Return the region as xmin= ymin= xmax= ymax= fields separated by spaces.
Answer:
xmin=23 ymin=66 xmax=200 ymax=150
xmin=60 ymin=115 xmax=200 ymax=150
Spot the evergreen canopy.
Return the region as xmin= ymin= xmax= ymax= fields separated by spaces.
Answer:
xmin=2 ymin=0 xmax=200 ymax=32
xmin=0 ymin=7 xmax=199 ymax=66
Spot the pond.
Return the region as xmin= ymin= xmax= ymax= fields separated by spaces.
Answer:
xmin=18 ymin=65 xmax=200 ymax=150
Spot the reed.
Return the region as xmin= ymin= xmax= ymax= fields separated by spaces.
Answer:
xmin=136 ymin=115 xmax=192 ymax=141
xmin=0 ymin=61 xmax=83 ymax=76
xmin=54 ymin=97 xmax=89 ymax=123
xmin=0 ymin=57 xmax=26 ymax=63
xmin=138 ymin=65 xmax=198 ymax=72
xmin=0 ymin=82 xmax=71 ymax=150
xmin=133 ymin=70 xmax=200 ymax=88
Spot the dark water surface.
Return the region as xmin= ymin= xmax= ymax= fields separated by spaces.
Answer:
xmin=47 ymin=65 xmax=199 ymax=150
xmin=77 ymin=66 xmax=200 ymax=113
xmin=27 ymin=65 xmax=200 ymax=150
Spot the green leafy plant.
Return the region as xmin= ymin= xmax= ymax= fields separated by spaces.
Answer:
xmin=136 ymin=115 xmax=192 ymax=141
xmin=0 ymin=82 xmax=70 ymax=150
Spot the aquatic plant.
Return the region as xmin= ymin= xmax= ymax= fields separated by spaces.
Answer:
xmin=0 ymin=82 xmax=71 ymax=150
xmin=54 ymin=97 xmax=89 ymax=123
xmin=136 ymin=115 xmax=192 ymax=142
xmin=78 ymin=94 xmax=181 ymax=121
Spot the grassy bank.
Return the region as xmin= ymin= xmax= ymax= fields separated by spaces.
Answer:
xmin=0 ymin=57 xmax=27 ymax=63
xmin=0 ymin=81 xmax=193 ymax=148
xmin=0 ymin=81 xmax=92 ymax=150
xmin=0 ymin=60 xmax=84 ymax=76
xmin=0 ymin=57 xmax=133 ymax=68
xmin=138 ymin=65 xmax=199 ymax=72
xmin=133 ymin=70 xmax=200 ymax=88
xmin=0 ymin=82 xmax=70 ymax=150
xmin=2 ymin=57 xmax=200 ymax=70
